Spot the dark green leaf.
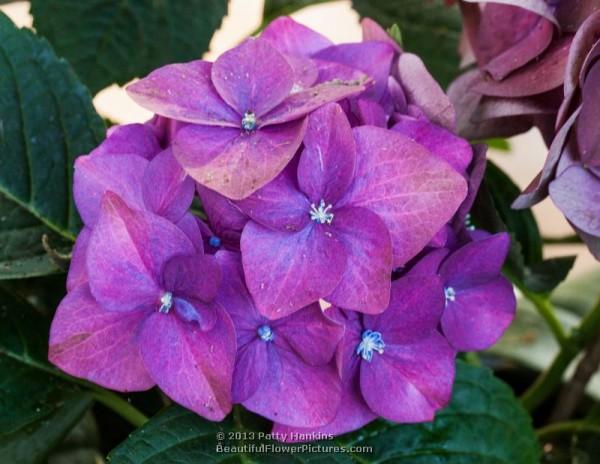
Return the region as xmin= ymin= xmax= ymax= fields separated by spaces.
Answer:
xmin=0 ymin=12 xmax=104 ymax=278
xmin=0 ymin=287 xmax=92 ymax=463
xmin=31 ymin=0 xmax=228 ymax=94
xmin=523 ymin=256 xmax=577 ymax=294
xmin=351 ymin=0 xmax=462 ymax=88
xmin=263 ymin=0 xmax=333 ymax=26
xmin=108 ymin=362 xmax=539 ymax=463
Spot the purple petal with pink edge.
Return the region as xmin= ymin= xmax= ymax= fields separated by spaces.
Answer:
xmin=211 ymin=38 xmax=293 ymax=117
xmin=198 ymin=184 xmax=248 ymax=233
xmin=91 ymin=123 xmax=162 ymax=159
xmin=139 ymin=306 xmax=236 ymax=420
xmin=260 ymin=17 xmax=332 ymax=58
xmin=272 ymin=377 xmax=376 ymax=441
xmin=440 ymin=233 xmax=510 ymax=288
xmin=442 ymin=276 xmax=516 ymax=351
xmin=161 ymin=254 xmax=221 ymax=302
xmin=241 ymin=222 xmax=346 ymax=320
xmin=142 ymin=148 xmax=195 ymax=222
xmin=232 ymin=339 xmax=268 ymax=403
xmin=326 ymin=207 xmax=392 ymax=314
xmin=242 ymin=347 xmax=342 ymax=427
xmin=148 ymin=115 xmax=182 ymax=148
xmin=176 ymin=213 xmax=204 ymax=254
xmin=272 ymin=303 xmax=343 ymax=366
xmin=315 ymin=60 xmax=367 ymax=86
xmin=49 ymin=285 xmax=153 ymax=392
xmin=340 ymin=127 xmax=468 ymax=267
xmin=74 ymin=153 xmax=147 ymax=226
xmin=285 ymin=55 xmax=319 ymax=88
xmin=577 ymin=65 xmax=600 ymax=166
xmin=355 ymin=99 xmax=387 ymax=127
xmin=67 ymin=228 xmax=91 ymax=292
xmin=127 ymin=61 xmax=240 ymax=126
xmin=392 ymin=116 xmax=473 ymax=173
xmin=360 ymin=331 xmax=455 ymax=422
xmin=236 ymin=165 xmax=311 ymax=233
xmin=361 ymin=17 xmax=402 ymax=52
xmin=261 ymin=78 xmax=370 ymax=127
xmin=174 ymin=119 xmax=307 ymax=200
xmin=297 ymin=103 xmax=356 ymax=204
xmin=513 ymin=107 xmax=581 ymax=209
xmin=396 ymin=53 xmax=455 ymax=130
xmin=473 ymin=36 xmax=572 ymax=98
xmin=87 ymin=192 xmax=195 ymax=312
xmin=550 ymin=166 xmax=600 ymax=236
xmin=365 ymin=275 xmax=445 ymax=345
xmin=313 ymin=42 xmax=395 ymax=100
xmin=475 ymin=3 xmax=554 ymax=80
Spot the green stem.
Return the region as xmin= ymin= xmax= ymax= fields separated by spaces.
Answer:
xmin=537 ymin=420 xmax=600 ymax=440
xmin=90 ymin=388 xmax=148 ymax=428
xmin=543 ymin=234 xmax=583 ymax=245
xmin=518 ymin=283 xmax=567 ymax=347
xmin=521 ymin=294 xmax=600 ymax=411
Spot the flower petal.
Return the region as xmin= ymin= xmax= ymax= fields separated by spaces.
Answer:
xmin=365 ymin=274 xmax=445 ymax=344
xmin=161 ymin=254 xmax=221 ymax=303
xmin=49 ymin=285 xmax=153 ymax=391
xmin=174 ymin=120 xmax=307 ymax=200
xmin=340 ymin=127 xmax=468 ymax=267
xmin=326 ymin=207 xmax=392 ymax=313
xmin=577 ymin=64 xmax=600 ymax=166
xmin=360 ymin=331 xmax=455 ymax=422
xmin=549 ymin=165 xmax=600 ymax=236
xmin=260 ymin=17 xmax=332 ymax=58
xmin=197 ymin=185 xmax=247 ymax=250
xmin=87 ymin=192 xmax=195 ymax=312
xmin=241 ymin=222 xmax=346 ymax=319
xmin=297 ymin=103 xmax=356 ymax=204
xmin=442 ymin=276 xmax=516 ymax=351
xmin=272 ymin=303 xmax=343 ymax=366
xmin=91 ymin=123 xmax=162 ymax=159
xmin=211 ymin=38 xmax=293 ymax=117
xmin=74 ymin=153 xmax=147 ymax=226
xmin=232 ymin=339 xmax=268 ymax=403
xmin=261 ymin=79 xmax=370 ymax=126
xmin=142 ymin=148 xmax=195 ymax=222
xmin=67 ymin=228 xmax=91 ymax=292
xmin=242 ymin=347 xmax=342 ymax=427
xmin=139 ymin=306 xmax=236 ymax=420
xmin=127 ymin=61 xmax=239 ymax=126
xmin=439 ymin=233 xmax=510 ymax=288
xmin=236 ymin=165 xmax=311 ymax=232
xmin=392 ymin=116 xmax=473 ymax=173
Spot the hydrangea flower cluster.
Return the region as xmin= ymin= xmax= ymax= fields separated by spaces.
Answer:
xmin=448 ymin=0 xmax=600 ymax=259
xmin=49 ymin=17 xmax=515 ymax=437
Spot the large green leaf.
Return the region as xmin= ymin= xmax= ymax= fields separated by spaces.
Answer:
xmin=0 ymin=287 xmax=92 ymax=463
xmin=262 ymin=0 xmax=333 ymax=25
xmin=351 ymin=0 xmax=462 ymax=88
xmin=30 ymin=0 xmax=228 ymax=95
xmin=108 ymin=362 xmax=539 ymax=463
xmin=0 ymin=12 xmax=104 ymax=278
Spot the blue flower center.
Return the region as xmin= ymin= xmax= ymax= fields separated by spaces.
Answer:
xmin=241 ymin=111 xmax=257 ymax=131
xmin=158 ymin=291 xmax=173 ymax=314
xmin=257 ymin=324 xmax=274 ymax=342
xmin=444 ymin=286 xmax=456 ymax=305
xmin=309 ymin=199 xmax=334 ymax=225
xmin=209 ymin=236 xmax=221 ymax=248
xmin=356 ymin=330 xmax=385 ymax=362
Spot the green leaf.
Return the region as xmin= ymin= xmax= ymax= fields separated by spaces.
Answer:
xmin=262 ymin=0 xmax=334 ymax=26
xmin=108 ymin=362 xmax=539 ymax=463
xmin=31 ymin=0 xmax=228 ymax=94
xmin=0 ymin=12 xmax=104 ymax=278
xmin=0 ymin=287 xmax=92 ymax=463
xmin=523 ymin=256 xmax=577 ymax=294
xmin=351 ymin=0 xmax=462 ymax=88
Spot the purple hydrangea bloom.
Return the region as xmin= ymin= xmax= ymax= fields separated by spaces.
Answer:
xmin=237 ymin=103 xmax=467 ymax=319
xmin=273 ymin=274 xmax=456 ymax=438
xmin=215 ymin=251 xmax=343 ymax=427
xmin=50 ymin=192 xmax=236 ymax=420
xmin=512 ymin=10 xmax=600 ymax=258
xmin=127 ymin=38 xmax=369 ymax=200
